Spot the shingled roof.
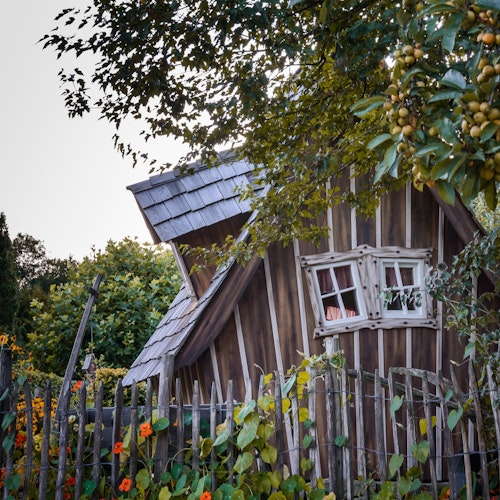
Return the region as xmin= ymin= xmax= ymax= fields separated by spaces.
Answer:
xmin=123 ymin=156 xmax=265 ymax=386
xmin=127 ymin=156 xmax=260 ymax=243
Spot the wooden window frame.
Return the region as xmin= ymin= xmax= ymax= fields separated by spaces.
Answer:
xmin=300 ymin=245 xmax=438 ymax=337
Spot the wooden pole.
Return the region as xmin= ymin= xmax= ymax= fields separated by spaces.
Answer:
xmin=55 ymin=274 xmax=102 ymax=423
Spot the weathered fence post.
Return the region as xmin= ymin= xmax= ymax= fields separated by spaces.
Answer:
xmin=0 ymin=348 xmax=12 ymax=469
xmin=92 ymin=382 xmax=104 ymax=497
xmin=155 ymin=354 xmax=174 ymax=479
xmin=129 ymin=382 xmax=139 ymax=485
xmin=55 ymin=275 xmax=102 ymax=425
xmin=74 ymin=383 xmax=87 ymax=499
xmin=38 ymin=382 xmax=52 ymax=500
xmin=111 ymin=379 xmax=124 ymax=493
xmin=374 ymin=369 xmax=387 ymax=483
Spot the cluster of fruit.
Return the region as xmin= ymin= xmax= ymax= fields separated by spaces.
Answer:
xmin=393 ymin=44 xmax=424 ymax=73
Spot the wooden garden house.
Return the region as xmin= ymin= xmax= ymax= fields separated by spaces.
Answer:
xmin=122 ymin=155 xmax=490 ymax=403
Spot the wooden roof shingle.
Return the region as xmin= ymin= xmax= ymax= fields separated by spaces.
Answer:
xmin=127 ymin=158 xmax=261 ymax=242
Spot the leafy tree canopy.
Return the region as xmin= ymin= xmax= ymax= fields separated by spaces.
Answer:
xmin=28 ymin=239 xmax=182 ymax=376
xmin=43 ymin=0 xmax=499 ymax=258
xmin=12 ymin=233 xmax=76 ymax=342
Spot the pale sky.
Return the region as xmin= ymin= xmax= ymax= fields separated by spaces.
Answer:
xmin=0 ymin=2 xmax=187 ymax=260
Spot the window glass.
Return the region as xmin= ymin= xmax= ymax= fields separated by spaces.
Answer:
xmin=314 ymin=263 xmax=364 ymax=324
xmin=381 ymin=260 xmax=423 ymax=316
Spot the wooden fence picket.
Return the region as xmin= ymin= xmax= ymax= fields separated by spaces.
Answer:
xmin=38 ymin=381 xmax=52 ymax=500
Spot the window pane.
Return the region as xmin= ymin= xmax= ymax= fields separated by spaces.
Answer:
xmin=334 ymin=265 xmax=354 ymax=289
xmin=386 ymin=292 xmax=402 ymax=311
xmin=400 ymin=267 xmax=415 ymax=286
xmin=340 ymin=290 xmax=359 ymax=316
xmin=385 ymin=266 xmax=397 ymax=286
xmin=324 ymin=296 xmax=342 ymax=320
xmin=317 ymin=269 xmax=333 ymax=294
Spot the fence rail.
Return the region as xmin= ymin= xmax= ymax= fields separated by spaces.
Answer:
xmin=0 ymin=349 xmax=499 ymax=499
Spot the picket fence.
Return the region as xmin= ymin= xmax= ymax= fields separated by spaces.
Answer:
xmin=0 ymin=348 xmax=499 ymax=500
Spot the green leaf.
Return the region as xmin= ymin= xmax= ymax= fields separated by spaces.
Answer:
xmin=483 ymin=178 xmax=497 ymax=211
xmin=282 ymin=373 xmax=296 ymax=396
xmin=5 ymin=474 xmax=21 ymax=491
xmin=447 ymin=407 xmax=463 ymax=431
xmin=1 ymin=412 xmax=15 ymax=431
xmin=428 ymin=90 xmax=463 ymax=102
xmin=442 ymin=12 xmax=463 ymax=53
xmin=236 ymin=420 xmax=258 ymax=449
xmin=463 ymin=341 xmax=475 ymax=359
xmin=2 ymin=433 xmax=14 ymax=453
xmin=301 ymin=457 xmax=312 ymax=473
xmin=389 ymin=453 xmax=404 ymax=478
xmin=411 ymin=440 xmax=430 ymax=464
xmin=302 ymin=434 xmax=313 ymax=448
xmin=235 ymin=400 xmax=256 ymax=424
xmin=213 ymin=427 xmax=230 ymax=447
xmin=231 ymin=489 xmax=245 ymax=500
xmin=368 ymin=134 xmax=392 ymax=150
xmin=436 ymin=180 xmax=456 ymax=206
xmin=398 ymin=476 xmax=413 ymax=496
xmin=390 ymin=395 xmax=404 ymax=417
xmin=159 ymin=486 xmax=172 ymax=500
xmin=440 ymin=69 xmax=466 ymax=90
xmin=233 ymin=451 xmax=254 ymax=473
xmin=136 ymin=468 xmax=150 ymax=490
xmin=480 ymin=121 xmax=499 ymax=142
xmin=351 ymin=96 xmax=386 ymax=117
xmin=83 ymin=480 xmax=97 ymax=495
xmin=153 ymin=417 xmax=169 ymax=432
xmin=477 ymin=0 xmax=500 ymax=9
xmin=261 ymin=444 xmax=278 ymax=464
xmin=319 ymin=0 xmax=328 ymax=25
xmin=334 ymin=434 xmax=346 ymax=447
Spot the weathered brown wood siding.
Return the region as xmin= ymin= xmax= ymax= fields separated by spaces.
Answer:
xmin=174 ymin=182 xmax=484 ymax=420
xmin=177 ymin=214 xmax=249 ymax=298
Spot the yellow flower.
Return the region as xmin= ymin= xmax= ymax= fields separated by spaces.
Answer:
xmin=0 ymin=335 xmax=9 ymax=346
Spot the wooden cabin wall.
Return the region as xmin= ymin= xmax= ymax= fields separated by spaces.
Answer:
xmin=176 ymin=213 xmax=249 ymax=298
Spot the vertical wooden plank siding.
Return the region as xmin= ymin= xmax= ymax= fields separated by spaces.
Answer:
xmin=326 ymin=181 xmax=335 ymax=252
xmin=209 ymin=343 xmax=223 ymax=404
xmin=293 ymin=239 xmax=311 ymax=357
xmin=263 ymin=254 xmax=285 ymax=376
xmin=234 ymin=305 xmax=251 ymax=400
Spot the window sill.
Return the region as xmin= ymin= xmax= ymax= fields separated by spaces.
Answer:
xmin=314 ymin=317 xmax=439 ymax=337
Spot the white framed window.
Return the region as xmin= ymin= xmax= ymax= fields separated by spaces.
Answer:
xmin=312 ymin=262 xmax=367 ymax=327
xmin=301 ymin=246 xmax=437 ymax=336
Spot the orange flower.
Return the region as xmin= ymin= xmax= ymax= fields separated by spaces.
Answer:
xmin=200 ymin=492 xmax=212 ymax=500
xmin=113 ymin=441 xmax=124 ymax=454
xmin=0 ymin=335 xmax=9 ymax=346
xmin=140 ymin=422 xmax=153 ymax=438
xmin=71 ymin=380 xmax=83 ymax=392
xmin=64 ymin=494 xmax=71 ymax=500
xmin=15 ymin=433 xmax=26 ymax=448
xmin=65 ymin=476 xmax=76 ymax=487
xmin=119 ymin=478 xmax=132 ymax=492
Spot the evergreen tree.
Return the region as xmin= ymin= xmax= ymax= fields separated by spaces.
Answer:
xmin=0 ymin=213 xmax=19 ymax=335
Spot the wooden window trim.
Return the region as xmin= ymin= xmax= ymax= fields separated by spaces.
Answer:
xmin=300 ymin=245 xmax=437 ymax=337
